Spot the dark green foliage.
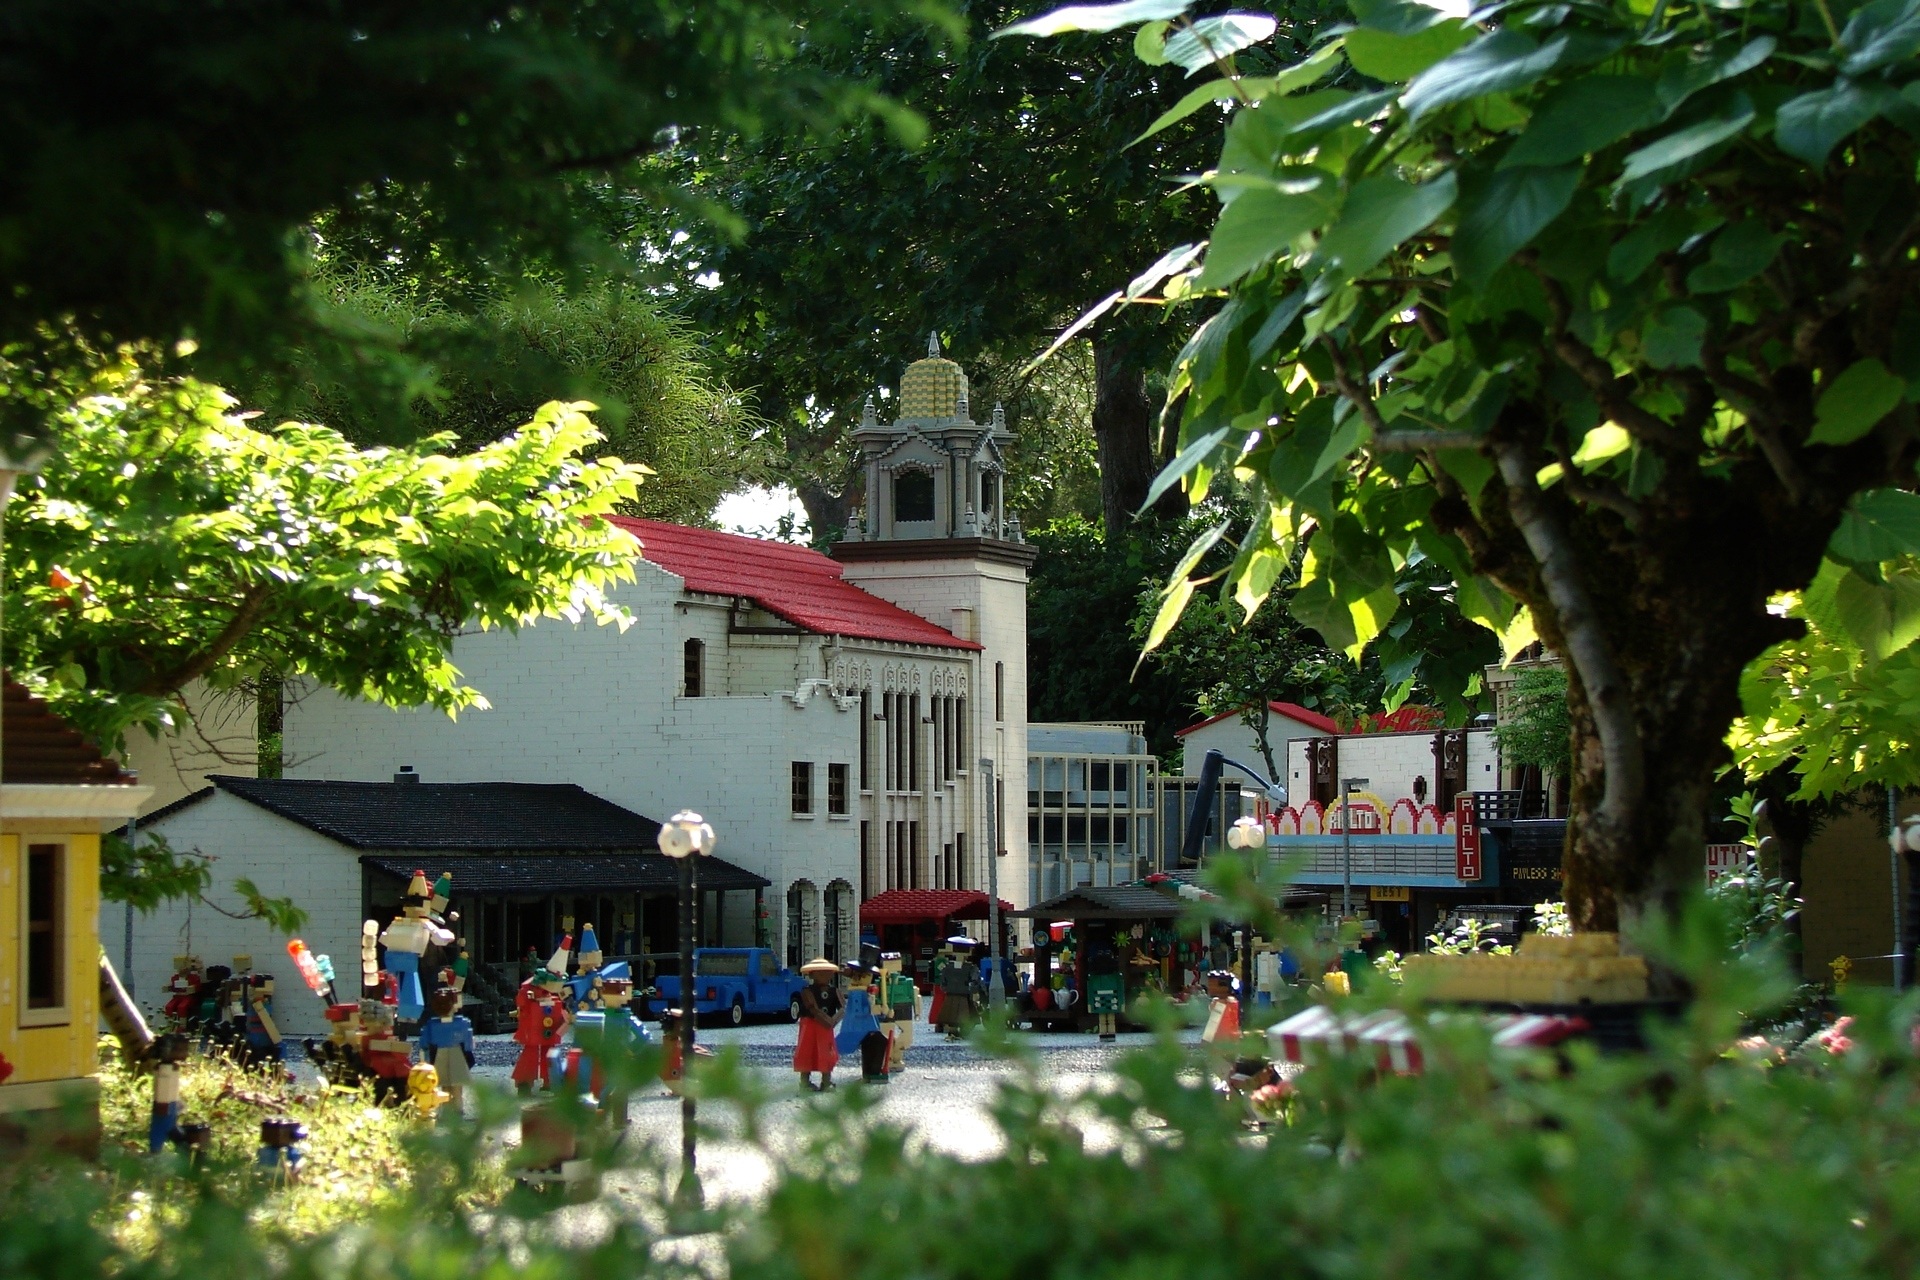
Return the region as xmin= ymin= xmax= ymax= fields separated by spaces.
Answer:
xmin=0 ymin=0 xmax=940 ymax=451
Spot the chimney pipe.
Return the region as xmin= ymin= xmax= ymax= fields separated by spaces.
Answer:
xmin=394 ymin=766 xmax=419 ymax=785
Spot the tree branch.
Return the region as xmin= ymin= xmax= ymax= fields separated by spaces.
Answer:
xmin=1494 ymin=445 xmax=1645 ymax=835
xmin=137 ymin=583 xmax=271 ymax=697
xmin=1523 ymin=261 xmax=1697 ymax=453
xmin=1321 ymin=337 xmax=1389 ymax=436
xmin=1553 ymin=443 xmax=1644 ymax=530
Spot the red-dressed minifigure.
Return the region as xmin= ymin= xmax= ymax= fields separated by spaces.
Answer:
xmin=512 ymin=966 xmax=570 ymax=1093
xmin=163 ymin=955 xmax=202 ymax=1028
xmin=357 ymin=999 xmax=414 ymax=1104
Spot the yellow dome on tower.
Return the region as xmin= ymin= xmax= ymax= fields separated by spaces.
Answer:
xmin=898 ymin=331 xmax=969 ymax=420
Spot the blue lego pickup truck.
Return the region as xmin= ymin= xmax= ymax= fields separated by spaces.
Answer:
xmin=650 ymin=948 xmax=806 ymax=1025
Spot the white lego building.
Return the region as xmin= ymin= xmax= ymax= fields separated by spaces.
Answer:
xmin=110 ymin=340 xmax=1035 ymax=1014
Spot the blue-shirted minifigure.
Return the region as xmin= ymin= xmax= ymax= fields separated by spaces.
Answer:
xmin=256 ymin=1116 xmax=307 ymax=1182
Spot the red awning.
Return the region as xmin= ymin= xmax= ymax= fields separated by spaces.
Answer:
xmin=1268 ymin=1007 xmax=1587 ymax=1075
xmin=860 ymin=889 xmax=1014 ymax=925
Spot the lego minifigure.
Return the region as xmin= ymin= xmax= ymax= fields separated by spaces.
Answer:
xmin=794 ymin=958 xmax=843 ymax=1092
xmin=162 ymin=955 xmax=202 ymax=1029
xmin=577 ymin=976 xmax=651 ymax=1125
xmin=1087 ymin=949 xmax=1125 ymax=1043
xmin=408 ymin=1062 xmax=452 ymax=1118
xmin=416 ymin=984 xmax=475 ymax=1116
xmin=244 ymin=974 xmax=285 ymax=1067
xmin=448 ymin=938 xmax=471 ymax=996
xmin=147 ymin=1032 xmax=191 ymax=1153
xmin=880 ymin=953 xmax=920 ymax=1072
xmin=307 ymin=1001 xmax=368 ymax=1088
xmin=1201 ymin=969 xmax=1242 ymax=1053
xmin=358 ymin=998 xmax=415 ymax=1104
xmin=572 ymin=923 xmax=605 ymax=1011
xmin=512 ymin=966 xmax=571 ymax=1093
xmin=379 ymin=870 xmax=453 ymax=1023
xmin=835 ymin=964 xmax=890 ymax=1084
xmin=256 ymin=1116 xmax=306 ymax=1183
xmin=194 ymin=963 xmax=232 ymax=1051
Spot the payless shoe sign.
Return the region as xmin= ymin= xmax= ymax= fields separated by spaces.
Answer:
xmin=1454 ymin=795 xmax=1481 ymax=881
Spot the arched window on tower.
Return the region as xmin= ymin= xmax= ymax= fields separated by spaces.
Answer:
xmin=895 ymin=469 xmax=935 ymax=523
xmin=981 ymin=471 xmax=1000 ymax=522
xmin=683 ymin=638 xmax=705 ymax=697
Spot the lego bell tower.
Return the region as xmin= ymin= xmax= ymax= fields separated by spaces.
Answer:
xmin=833 ymin=334 xmax=1034 ymax=907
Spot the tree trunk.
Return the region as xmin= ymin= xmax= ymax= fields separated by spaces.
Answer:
xmin=796 ymin=480 xmax=853 ymax=545
xmin=1091 ymin=341 xmax=1161 ymax=538
xmin=1435 ymin=411 xmax=1850 ymax=939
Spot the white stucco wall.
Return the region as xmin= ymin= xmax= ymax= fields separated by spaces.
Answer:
xmin=1175 ymin=709 xmax=1334 ymax=786
xmin=104 ymin=790 xmax=364 ymax=1035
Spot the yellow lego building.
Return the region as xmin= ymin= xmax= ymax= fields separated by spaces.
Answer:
xmin=0 ymin=680 xmax=148 ymax=1147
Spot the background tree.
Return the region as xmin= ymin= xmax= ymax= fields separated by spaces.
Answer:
xmin=251 ymin=277 xmax=774 ymax=525
xmin=0 ymin=0 xmax=943 ymax=454
xmin=1495 ymin=665 xmax=1572 ymax=780
xmin=1017 ymin=0 xmax=1920 ymax=933
xmin=656 ymin=1 xmax=1343 ymax=537
xmin=2 ymin=351 xmax=646 ymax=752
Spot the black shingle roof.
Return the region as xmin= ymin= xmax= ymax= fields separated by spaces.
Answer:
xmin=206 ymin=775 xmax=665 ymax=852
xmin=1013 ymin=885 xmax=1186 ymax=920
xmin=361 ymin=853 xmax=768 ymax=894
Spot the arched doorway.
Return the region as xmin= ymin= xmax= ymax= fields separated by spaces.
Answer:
xmin=823 ymin=880 xmax=856 ymax=962
xmin=785 ymin=880 xmax=819 ymax=967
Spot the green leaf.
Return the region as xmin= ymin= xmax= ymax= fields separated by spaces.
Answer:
xmin=1344 ymin=22 xmax=1472 ymax=81
xmin=1608 ymin=205 xmax=1718 ymax=283
xmin=1314 ymin=171 xmax=1458 ymax=277
xmin=1135 ymin=19 xmax=1174 ymax=64
xmin=1132 ymin=78 xmax=1247 ymax=146
xmin=1145 ymin=425 xmax=1231 ymax=510
xmin=1655 ymin=37 xmax=1777 ymax=115
xmin=1776 ymin=80 xmax=1896 ymax=167
xmin=1263 ymin=39 xmax=1347 ymax=96
xmin=1571 ymin=422 xmax=1632 ymax=467
xmin=1142 ymin=519 xmax=1231 ymax=653
xmin=995 ymin=0 xmax=1190 ymax=38
xmin=1685 ymin=219 xmax=1785 ymax=294
xmin=1810 ymin=358 xmax=1907 ymax=445
xmin=1401 ymin=30 xmax=1567 ymax=122
xmin=1163 ymin=13 xmax=1279 ymax=75
xmin=1616 ymin=95 xmax=1754 ymax=186
xmin=1642 ymin=306 xmax=1706 ymax=369
xmin=1501 ymin=76 xmax=1662 ymax=169
xmin=1196 ymin=186 xmax=1339 ymax=289
xmin=1834 ymin=564 xmax=1920 ymax=662
xmin=1452 ymin=163 xmax=1580 ymax=287
xmin=1842 ymin=0 xmax=1920 ymax=76
xmin=1829 ymin=488 xmax=1920 ymax=564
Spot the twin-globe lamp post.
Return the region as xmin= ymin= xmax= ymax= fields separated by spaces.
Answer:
xmin=656 ymin=808 xmax=715 ymax=1206
xmin=1224 ymin=815 xmax=1266 ymax=994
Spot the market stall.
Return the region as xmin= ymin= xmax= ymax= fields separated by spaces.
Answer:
xmin=859 ymin=889 xmax=1014 ymax=991
xmin=1011 ymin=886 xmax=1199 ymax=1030
xmin=1267 ymin=1005 xmax=1587 ymax=1074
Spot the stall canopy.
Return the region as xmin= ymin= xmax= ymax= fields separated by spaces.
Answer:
xmin=860 ymin=889 xmax=1013 ymax=925
xmin=1012 ymin=885 xmax=1183 ymax=921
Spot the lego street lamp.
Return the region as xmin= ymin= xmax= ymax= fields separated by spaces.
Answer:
xmin=657 ymin=808 xmax=715 ymax=1208
xmin=1341 ymin=778 xmax=1370 ymax=919
xmin=1225 ymin=815 xmax=1265 ymax=851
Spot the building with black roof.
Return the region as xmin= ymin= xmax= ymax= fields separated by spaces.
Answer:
xmin=125 ymin=771 xmax=768 ymax=1033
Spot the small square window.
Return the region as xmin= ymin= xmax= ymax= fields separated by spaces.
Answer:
xmin=828 ymin=763 xmax=850 ymax=815
xmin=791 ymin=762 xmax=815 ymax=815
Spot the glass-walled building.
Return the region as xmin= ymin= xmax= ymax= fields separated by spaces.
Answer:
xmin=1026 ymin=723 xmax=1163 ymax=902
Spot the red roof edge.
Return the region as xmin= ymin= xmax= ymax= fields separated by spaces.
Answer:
xmin=1174 ymin=700 xmax=1342 ymax=739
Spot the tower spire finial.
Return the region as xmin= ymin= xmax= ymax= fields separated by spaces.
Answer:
xmin=928 ymin=330 xmax=941 ymax=358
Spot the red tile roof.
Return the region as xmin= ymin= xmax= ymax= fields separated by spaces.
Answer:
xmin=1174 ymin=700 xmax=1342 ymax=738
xmin=860 ymin=889 xmax=1014 ymax=924
xmin=612 ymin=517 xmax=979 ymax=651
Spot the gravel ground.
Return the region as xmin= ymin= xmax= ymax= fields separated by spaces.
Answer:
xmin=467 ymin=1016 xmax=1198 ymax=1203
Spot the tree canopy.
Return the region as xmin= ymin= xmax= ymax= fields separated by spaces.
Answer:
xmin=251 ymin=278 xmax=773 ymax=526
xmin=2 ymin=352 xmax=645 ymax=750
xmin=0 ymin=0 xmax=942 ymax=455
xmin=656 ymin=0 xmax=1299 ymax=536
xmin=1007 ymin=0 xmax=1920 ymax=932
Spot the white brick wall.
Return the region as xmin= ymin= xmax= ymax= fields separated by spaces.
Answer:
xmin=104 ymin=791 xmax=364 ymax=1035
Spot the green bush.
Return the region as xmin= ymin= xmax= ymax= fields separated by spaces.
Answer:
xmin=6 ymin=899 xmax=1920 ymax=1280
